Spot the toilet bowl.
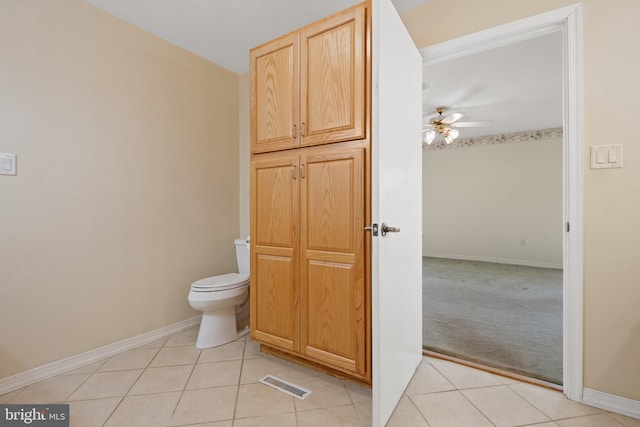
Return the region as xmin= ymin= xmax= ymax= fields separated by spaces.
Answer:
xmin=188 ymin=239 xmax=250 ymax=349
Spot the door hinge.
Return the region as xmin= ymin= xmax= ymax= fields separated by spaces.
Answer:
xmin=566 ymin=222 xmax=570 ymax=232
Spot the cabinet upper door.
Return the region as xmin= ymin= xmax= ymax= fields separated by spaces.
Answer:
xmin=300 ymin=5 xmax=366 ymax=147
xmin=250 ymin=154 xmax=300 ymax=351
xmin=251 ymin=34 xmax=300 ymax=154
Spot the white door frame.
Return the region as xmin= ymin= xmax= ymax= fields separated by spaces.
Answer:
xmin=419 ymin=4 xmax=584 ymax=402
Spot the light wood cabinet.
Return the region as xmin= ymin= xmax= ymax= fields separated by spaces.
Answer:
xmin=251 ymin=35 xmax=299 ymax=153
xmin=250 ymin=4 xmax=366 ymax=154
xmin=250 ymin=1 xmax=370 ymax=384
xmin=250 ymin=146 xmax=367 ymax=379
xmin=250 ymin=155 xmax=300 ymax=352
xmin=300 ymin=148 xmax=365 ymax=374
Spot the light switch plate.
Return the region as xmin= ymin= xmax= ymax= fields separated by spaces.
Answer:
xmin=0 ymin=153 xmax=17 ymax=176
xmin=590 ymin=144 xmax=623 ymax=169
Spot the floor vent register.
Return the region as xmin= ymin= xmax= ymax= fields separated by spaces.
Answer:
xmin=259 ymin=375 xmax=311 ymax=400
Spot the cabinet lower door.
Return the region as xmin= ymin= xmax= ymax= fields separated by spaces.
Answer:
xmin=300 ymin=147 xmax=366 ymax=376
xmin=250 ymin=155 xmax=300 ymax=352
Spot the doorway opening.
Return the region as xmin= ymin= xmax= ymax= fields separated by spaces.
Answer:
xmin=421 ymin=31 xmax=563 ymax=385
xmin=419 ymin=4 xmax=583 ymax=399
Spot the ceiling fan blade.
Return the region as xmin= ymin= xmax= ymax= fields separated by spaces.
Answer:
xmin=422 ymin=111 xmax=440 ymax=120
xmin=451 ymin=121 xmax=492 ymax=128
xmin=442 ymin=112 xmax=463 ymax=124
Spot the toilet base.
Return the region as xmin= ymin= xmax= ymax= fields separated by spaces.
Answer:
xmin=196 ymin=307 xmax=249 ymax=349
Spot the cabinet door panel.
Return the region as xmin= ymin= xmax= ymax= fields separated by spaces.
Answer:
xmin=300 ymin=147 xmax=365 ymax=374
xmin=305 ymin=260 xmax=358 ymax=372
xmin=305 ymin=156 xmax=356 ymax=253
xmin=253 ymin=158 xmax=297 ymax=248
xmin=300 ymin=5 xmax=366 ymax=147
xmin=251 ymin=34 xmax=299 ymax=153
xmin=252 ymin=252 xmax=298 ymax=350
xmin=251 ymin=155 xmax=299 ymax=351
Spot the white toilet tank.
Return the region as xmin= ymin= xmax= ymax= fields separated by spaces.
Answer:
xmin=234 ymin=238 xmax=250 ymax=275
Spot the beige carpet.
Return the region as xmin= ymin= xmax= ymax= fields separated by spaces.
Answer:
xmin=422 ymin=257 xmax=563 ymax=384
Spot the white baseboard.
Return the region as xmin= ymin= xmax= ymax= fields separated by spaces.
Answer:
xmin=0 ymin=316 xmax=201 ymax=396
xmin=583 ymin=388 xmax=640 ymax=420
xmin=422 ymin=253 xmax=563 ymax=270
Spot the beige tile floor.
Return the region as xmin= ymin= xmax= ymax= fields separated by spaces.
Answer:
xmin=2 ymin=327 xmax=639 ymax=426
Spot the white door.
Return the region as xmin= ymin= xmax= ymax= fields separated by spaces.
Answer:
xmin=371 ymin=0 xmax=423 ymax=425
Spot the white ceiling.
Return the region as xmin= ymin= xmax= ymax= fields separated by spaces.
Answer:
xmin=422 ymin=31 xmax=563 ymax=139
xmin=84 ymin=0 xmax=430 ymax=74
xmin=84 ymin=0 xmax=562 ymax=140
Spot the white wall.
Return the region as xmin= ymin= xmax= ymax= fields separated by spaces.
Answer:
xmin=239 ymin=73 xmax=250 ymax=238
xmin=0 ymin=0 xmax=239 ymax=379
xmin=423 ymin=136 xmax=563 ymax=268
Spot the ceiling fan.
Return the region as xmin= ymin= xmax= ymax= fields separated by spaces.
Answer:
xmin=423 ymin=106 xmax=490 ymax=146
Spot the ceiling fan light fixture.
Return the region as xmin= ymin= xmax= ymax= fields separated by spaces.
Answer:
xmin=444 ymin=128 xmax=459 ymax=144
xmin=424 ymin=129 xmax=436 ymax=145
xmin=423 ymin=107 xmax=468 ymax=146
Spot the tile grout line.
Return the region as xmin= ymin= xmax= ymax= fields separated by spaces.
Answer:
xmin=422 ymin=358 xmax=461 ymax=391
xmin=418 ymin=358 xmax=458 ymax=392
xmin=507 ymin=382 xmax=561 ymax=422
xmin=456 ymin=388 xmax=498 ymax=427
xmin=7 ymin=362 xmax=104 ymax=404
xmin=421 ymin=359 xmax=502 ymax=426
xmin=230 ymin=335 xmax=248 ymax=425
xmin=293 ymin=401 xmax=300 ymax=427
xmin=426 ymin=358 xmax=519 ymax=393
xmin=98 ymin=367 xmax=146 ymax=427
xmin=167 ymin=333 xmax=202 ymax=427
xmin=96 ymin=349 xmax=155 ymax=427
xmin=345 ymin=383 xmax=364 ymax=426
xmin=338 ymin=379 xmax=361 ymax=426
xmin=506 ymin=382 xmax=615 ymax=424
xmin=61 ymin=353 xmax=130 ymax=427
xmin=405 ymin=394 xmax=434 ymax=427
xmin=58 ymin=355 xmax=122 ymax=427
xmin=98 ymin=396 xmax=124 ymax=427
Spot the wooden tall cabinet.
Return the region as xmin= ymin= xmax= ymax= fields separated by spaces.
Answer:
xmin=250 ymin=2 xmax=371 ymax=384
xmin=251 ymin=5 xmax=366 ymax=154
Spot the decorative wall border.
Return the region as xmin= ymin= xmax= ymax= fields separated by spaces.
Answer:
xmin=424 ymin=127 xmax=563 ymax=150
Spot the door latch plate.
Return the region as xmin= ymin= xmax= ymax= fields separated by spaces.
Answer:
xmin=364 ymin=223 xmax=379 ymax=236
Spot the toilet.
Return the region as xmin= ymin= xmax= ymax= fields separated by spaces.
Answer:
xmin=188 ymin=239 xmax=250 ymax=349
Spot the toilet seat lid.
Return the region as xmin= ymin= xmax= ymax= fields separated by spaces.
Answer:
xmin=191 ymin=273 xmax=249 ymax=292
